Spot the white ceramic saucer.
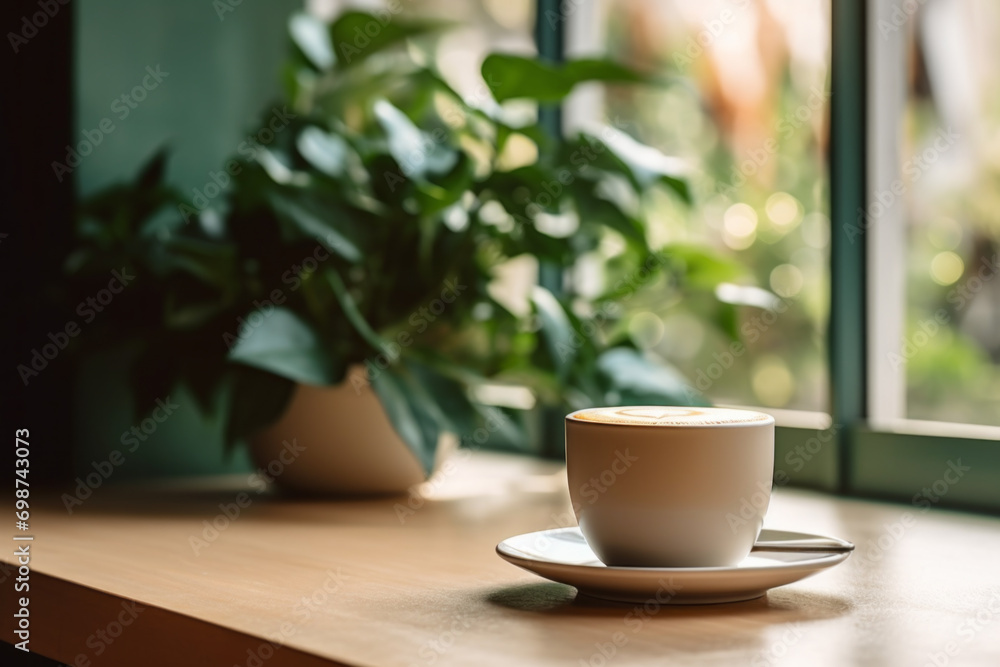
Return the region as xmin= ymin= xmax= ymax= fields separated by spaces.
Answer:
xmin=496 ymin=527 xmax=852 ymax=604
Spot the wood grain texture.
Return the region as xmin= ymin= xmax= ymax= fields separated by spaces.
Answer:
xmin=3 ymin=451 xmax=1000 ymax=666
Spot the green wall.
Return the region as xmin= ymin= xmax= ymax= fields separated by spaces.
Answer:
xmin=74 ymin=0 xmax=303 ymax=479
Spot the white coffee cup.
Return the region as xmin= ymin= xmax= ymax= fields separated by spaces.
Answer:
xmin=565 ymin=406 xmax=775 ymax=567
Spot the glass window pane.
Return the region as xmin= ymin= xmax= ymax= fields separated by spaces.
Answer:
xmin=579 ymin=0 xmax=831 ymax=412
xmin=902 ymin=1 xmax=1000 ymax=427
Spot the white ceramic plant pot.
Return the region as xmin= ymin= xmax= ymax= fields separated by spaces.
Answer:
xmin=249 ymin=367 xmax=454 ymax=495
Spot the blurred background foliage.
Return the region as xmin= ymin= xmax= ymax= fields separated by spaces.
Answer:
xmin=369 ymin=0 xmax=832 ymax=414
xmin=901 ymin=0 xmax=1000 ymax=426
xmin=587 ymin=0 xmax=831 ymax=413
xmin=69 ymin=5 xmax=738 ymax=466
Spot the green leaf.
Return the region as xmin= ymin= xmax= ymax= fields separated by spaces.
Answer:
xmin=482 ymin=55 xmax=574 ymax=104
xmin=296 ymin=126 xmax=349 ymax=177
xmin=267 ymin=191 xmax=362 ymax=262
xmin=583 ymin=126 xmax=691 ymax=203
xmin=521 ymin=224 xmax=573 ymax=264
xmin=595 ymin=248 xmax=669 ymax=303
xmin=415 ymin=153 xmax=474 ymax=216
xmin=163 ymin=293 xmax=227 ymax=331
xmin=571 ymin=182 xmax=647 ymax=247
xmin=712 ymin=300 xmax=741 ymax=342
xmin=530 ymin=285 xmax=577 ymax=380
xmin=289 ymin=12 xmax=335 ymax=70
xmin=482 ymin=55 xmax=651 ymax=103
xmin=155 ymin=236 xmax=238 ymax=290
xmin=481 ymin=165 xmax=560 ymax=213
xmin=663 ymin=244 xmax=744 ymax=290
xmin=371 ymin=364 xmax=439 ymax=474
xmin=405 ymin=359 xmax=477 ymax=437
xmin=78 ymin=149 xmax=179 ymax=241
xmin=330 ymin=11 xmax=447 ymax=68
xmin=562 ymin=59 xmax=650 ymax=85
xmin=178 ymin=349 xmax=229 ymax=417
xmin=227 ymin=307 xmax=342 ymax=385
xmin=597 ymin=347 xmax=708 ymax=407
xmin=373 ymin=100 xmax=458 ymax=179
xmin=135 ymin=148 xmax=169 ymax=190
xmin=471 ymin=404 xmax=528 ymax=452
xmin=325 ymin=268 xmax=384 ymax=351
xmin=225 ymin=365 xmax=297 ymax=449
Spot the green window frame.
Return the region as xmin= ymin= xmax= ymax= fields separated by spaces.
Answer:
xmin=533 ymin=0 xmax=1000 ymax=512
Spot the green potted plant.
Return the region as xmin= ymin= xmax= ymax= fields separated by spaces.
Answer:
xmin=67 ymin=10 xmax=740 ymax=494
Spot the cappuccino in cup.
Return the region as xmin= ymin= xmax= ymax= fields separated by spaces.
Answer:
xmin=565 ymin=406 xmax=775 ymax=567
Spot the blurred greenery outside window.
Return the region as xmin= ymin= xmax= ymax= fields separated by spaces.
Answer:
xmin=852 ymin=0 xmax=1000 ymax=511
xmin=546 ymin=0 xmax=1000 ymax=508
xmin=554 ymin=0 xmax=837 ymax=489
xmin=394 ymin=0 xmax=836 ymax=463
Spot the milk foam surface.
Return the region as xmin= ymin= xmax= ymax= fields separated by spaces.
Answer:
xmin=569 ymin=406 xmax=773 ymax=426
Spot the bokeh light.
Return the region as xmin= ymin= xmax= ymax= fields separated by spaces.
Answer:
xmin=629 ymin=311 xmax=666 ymax=349
xmin=930 ymin=251 xmax=964 ymax=286
xmin=765 ymin=192 xmax=803 ymax=228
xmin=769 ymin=263 xmax=805 ymax=298
xmin=752 ymin=355 xmax=795 ymax=407
xmin=723 ymin=203 xmax=758 ymax=250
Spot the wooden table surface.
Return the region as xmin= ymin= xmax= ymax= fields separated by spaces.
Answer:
xmin=4 ymin=451 xmax=1000 ymax=667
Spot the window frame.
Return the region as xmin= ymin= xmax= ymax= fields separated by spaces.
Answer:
xmin=844 ymin=0 xmax=1000 ymax=512
xmin=536 ymin=0 xmax=1000 ymax=512
xmin=535 ymin=0 xmax=568 ymax=458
